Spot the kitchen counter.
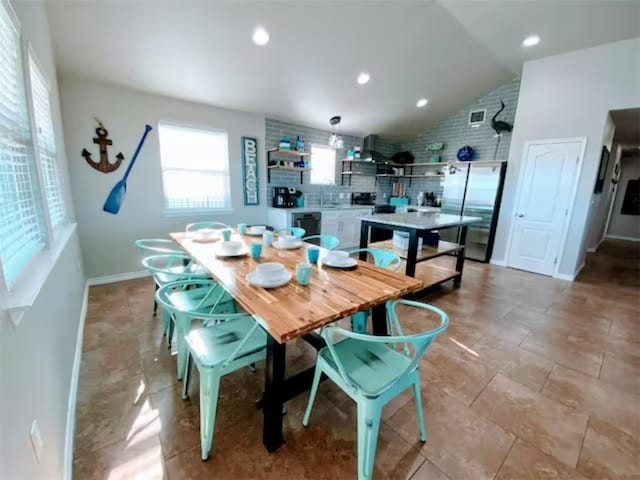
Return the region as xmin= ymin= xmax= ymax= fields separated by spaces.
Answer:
xmin=359 ymin=211 xmax=480 ymax=230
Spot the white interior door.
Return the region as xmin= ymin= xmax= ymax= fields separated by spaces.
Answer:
xmin=507 ymin=140 xmax=583 ymax=276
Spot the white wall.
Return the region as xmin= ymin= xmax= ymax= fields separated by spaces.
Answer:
xmin=608 ymin=154 xmax=640 ymax=240
xmin=493 ymin=38 xmax=640 ymax=276
xmin=59 ymin=77 xmax=267 ymax=278
xmin=0 ymin=1 xmax=86 ymax=479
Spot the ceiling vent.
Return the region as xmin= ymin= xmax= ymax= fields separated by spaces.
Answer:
xmin=468 ymin=109 xmax=486 ymax=128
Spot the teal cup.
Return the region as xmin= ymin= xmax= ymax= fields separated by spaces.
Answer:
xmin=249 ymin=242 xmax=262 ymax=259
xmin=237 ymin=223 xmax=247 ymax=235
xmin=263 ymin=231 xmax=274 ymax=247
xmin=221 ymin=229 xmax=231 ymax=241
xmin=296 ymin=262 xmax=312 ymax=286
xmin=307 ymin=246 xmax=320 ymax=263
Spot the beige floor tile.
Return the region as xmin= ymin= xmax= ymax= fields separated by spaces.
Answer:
xmin=471 ymin=373 xmax=589 ymax=468
xmin=495 ymin=439 xmax=587 ymax=480
xmin=471 ymin=337 xmax=554 ymax=391
xmin=387 ymin=386 xmax=515 ymax=479
xmin=410 ymin=458 xmax=450 ymax=480
xmin=421 ymin=342 xmax=497 ymax=405
xmin=541 ymin=364 xmax=640 ymax=438
xmin=73 ymin=433 xmax=166 ymax=480
xmin=600 ymin=353 xmax=640 ymax=396
xmin=519 ymin=329 xmax=604 ymax=378
xmin=576 ymin=417 xmax=640 ymax=479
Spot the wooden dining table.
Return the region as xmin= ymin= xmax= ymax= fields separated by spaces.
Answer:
xmin=170 ymin=230 xmax=424 ymax=452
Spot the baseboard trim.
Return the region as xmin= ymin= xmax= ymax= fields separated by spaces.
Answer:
xmin=554 ymin=261 xmax=585 ymax=282
xmin=490 ymin=258 xmax=507 ymax=267
xmin=87 ymin=270 xmax=150 ymax=286
xmin=63 ymin=281 xmax=89 ymax=480
xmin=605 ymin=234 xmax=640 ymax=242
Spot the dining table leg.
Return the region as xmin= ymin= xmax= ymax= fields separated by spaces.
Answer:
xmin=359 ymin=221 xmax=370 ymax=261
xmin=371 ymin=303 xmax=388 ymax=336
xmin=263 ymin=334 xmax=286 ymax=452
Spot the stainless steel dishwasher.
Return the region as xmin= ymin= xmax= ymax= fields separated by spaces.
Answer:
xmin=292 ymin=211 xmax=321 ymax=244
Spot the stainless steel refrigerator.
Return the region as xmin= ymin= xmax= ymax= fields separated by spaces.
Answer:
xmin=439 ymin=161 xmax=507 ymax=262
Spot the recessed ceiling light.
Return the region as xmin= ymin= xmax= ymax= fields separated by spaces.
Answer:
xmin=416 ymin=98 xmax=428 ymax=108
xmin=357 ymin=72 xmax=370 ymax=85
xmin=522 ymin=34 xmax=540 ymax=47
xmin=252 ymin=27 xmax=269 ymax=46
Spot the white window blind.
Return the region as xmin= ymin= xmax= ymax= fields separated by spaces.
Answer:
xmin=158 ymin=123 xmax=231 ymax=212
xmin=0 ymin=4 xmax=45 ymax=287
xmin=310 ymin=144 xmax=336 ymax=185
xmin=29 ymin=54 xmax=65 ymax=227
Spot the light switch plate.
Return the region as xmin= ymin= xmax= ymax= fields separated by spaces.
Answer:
xmin=30 ymin=420 xmax=44 ymax=463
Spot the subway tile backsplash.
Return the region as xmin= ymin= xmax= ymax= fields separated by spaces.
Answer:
xmin=265 ymin=77 xmax=519 ymax=206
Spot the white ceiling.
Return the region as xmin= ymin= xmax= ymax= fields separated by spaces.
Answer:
xmin=45 ymin=0 xmax=640 ymax=138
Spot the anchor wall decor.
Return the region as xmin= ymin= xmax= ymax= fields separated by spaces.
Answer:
xmin=82 ymin=118 xmax=124 ymax=173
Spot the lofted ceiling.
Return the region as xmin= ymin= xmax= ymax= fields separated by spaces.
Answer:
xmin=44 ymin=0 xmax=640 ymax=138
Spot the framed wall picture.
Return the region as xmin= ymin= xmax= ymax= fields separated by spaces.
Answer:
xmin=241 ymin=136 xmax=259 ymax=205
xmin=594 ymin=145 xmax=609 ymax=193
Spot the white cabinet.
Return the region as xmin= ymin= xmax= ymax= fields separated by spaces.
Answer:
xmin=321 ymin=208 xmax=372 ymax=249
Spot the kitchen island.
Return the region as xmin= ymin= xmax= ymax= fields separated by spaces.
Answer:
xmin=358 ymin=211 xmax=482 ymax=288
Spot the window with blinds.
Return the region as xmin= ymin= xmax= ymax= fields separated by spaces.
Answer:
xmin=158 ymin=123 xmax=231 ymax=212
xmin=0 ymin=3 xmax=46 ymax=287
xmin=29 ymin=54 xmax=66 ymax=228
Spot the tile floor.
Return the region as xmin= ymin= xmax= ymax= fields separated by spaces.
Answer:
xmin=73 ymin=240 xmax=639 ymax=479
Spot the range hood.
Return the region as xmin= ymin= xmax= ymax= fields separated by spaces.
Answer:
xmin=360 ymin=134 xmax=388 ymax=163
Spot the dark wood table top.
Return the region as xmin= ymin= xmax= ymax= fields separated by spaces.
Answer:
xmin=170 ymin=231 xmax=424 ymax=343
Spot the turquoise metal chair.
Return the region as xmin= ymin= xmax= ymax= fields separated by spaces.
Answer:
xmin=303 ymin=300 xmax=449 ymax=480
xmin=346 ymin=248 xmax=402 ymax=333
xmin=143 ymin=255 xmax=235 ymax=351
xmin=156 ymin=280 xmax=266 ymax=460
xmin=302 ymin=234 xmax=339 ymax=250
xmin=275 ymin=227 xmax=305 ymax=239
xmin=185 ymin=221 xmax=231 ymax=232
xmin=135 ymin=238 xmax=183 ymax=316
xmin=154 ymin=276 xmax=238 ymax=381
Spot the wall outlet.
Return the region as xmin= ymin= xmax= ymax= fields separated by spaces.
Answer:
xmin=30 ymin=420 xmax=44 ymax=463
xmin=339 ymin=192 xmax=344 ymax=199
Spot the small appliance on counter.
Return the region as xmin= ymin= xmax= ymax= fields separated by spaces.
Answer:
xmin=272 ymin=187 xmax=297 ymax=208
xmin=351 ymin=192 xmax=377 ymax=206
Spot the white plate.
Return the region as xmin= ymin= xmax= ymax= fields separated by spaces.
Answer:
xmin=246 ymin=270 xmax=292 ymax=288
xmin=246 ymin=227 xmax=267 ymax=236
xmin=273 ymin=240 xmax=303 ymax=250
xmin=322 ymin=257 xmax=358 ymax=269
xmin=214 ymin=245 xmax=249 ymax=257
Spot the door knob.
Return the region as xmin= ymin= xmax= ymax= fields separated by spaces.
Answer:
xmin=517 ymin=213 xmax=525 ymax=218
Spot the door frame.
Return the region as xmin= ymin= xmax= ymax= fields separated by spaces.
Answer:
xmin=505 ymin=137 xmax=587 ymax=278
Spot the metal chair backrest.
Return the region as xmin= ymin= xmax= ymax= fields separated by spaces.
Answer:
xmin=186 ymin=222 xmax=231 ymax=232
xmin=321 ymin=299 xmax=448 ymax=397
xmin=347 ymin=248 xmax=402 ymax=272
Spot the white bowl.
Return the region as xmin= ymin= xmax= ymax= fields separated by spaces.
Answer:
xmin=249 ymin=225 xmax=267 ymax=234
xmin=279 ymin=234 xmax=298 ymax=246
xmin=218 ymin=240 xmax=243 ymax=255
xmin=326 ymin=251 xmax=349 ymax=263
xmin=256 ymin=262 xmax=286 ymax=280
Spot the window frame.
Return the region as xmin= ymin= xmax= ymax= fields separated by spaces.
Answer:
xmin=309 ymin=143 xmax=337 ymax=185
xmin=27 ymin=45 xmax=67 ymax=231
xmin=0 ymin=0 xmax=72 ymax=314
xmin=157 ymin=121 xmax=233 ymax=216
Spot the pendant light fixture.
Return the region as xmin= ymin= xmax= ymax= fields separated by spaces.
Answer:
xmin=328 ymin=115 xmax=344 ymax=149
